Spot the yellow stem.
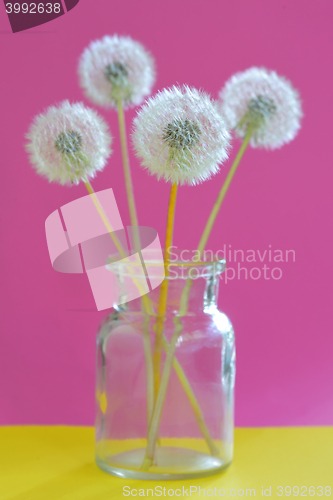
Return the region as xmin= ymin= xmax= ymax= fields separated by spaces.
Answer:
xmin=152 ymin=183 xmax=178 ymax=400
xmin=162 ymin=335 xmax=220 ymax=456
xmin=84 ymin=180 xmax=152 ymax=311
xmin=141 ymin=130 xmax=253 ymax=470
xmin=84 ymin=180 xmax=126 ymax=259
xmin=85 ymin=179 xmax=155 ymax=434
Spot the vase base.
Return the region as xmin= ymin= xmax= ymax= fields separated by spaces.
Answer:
xmin=96 ymin=446 xmax=231 ymax=480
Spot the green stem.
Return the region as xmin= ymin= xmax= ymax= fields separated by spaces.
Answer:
xmin=197 ymin=127 xmax=253 ymax=257
xmin=117 ymin=98 xmax=139 ymax=228
xmin=142 ymin=314 xmax=154 ymax=431
xmin=117 ymin=99 xmax=155 ymax=433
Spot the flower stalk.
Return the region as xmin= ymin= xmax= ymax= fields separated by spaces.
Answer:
xmin=117 ymin=98 xmax=139 ymax=228
xmin=153 ymin=183 xmax=178 ymax=399
xmin=141 ymin=316 xmax=183 ymax=470
xmin=142 ymin=314 xmax=155 ymax=432
xmin=197 ymin=126 xmax=253 ymax=257
xmin=84 ymin=179 xmax=126 ymax=256
xmin=161 ymin=334 xmax=220 ymax=456
xmin=117 ymin=97 xmax=155 ymax=428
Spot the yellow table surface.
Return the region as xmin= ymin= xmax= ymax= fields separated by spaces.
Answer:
xmin=0 ymin=426 xmax=332 ymax=499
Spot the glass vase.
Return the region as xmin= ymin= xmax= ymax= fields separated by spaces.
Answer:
xmin=95 ymin=257 xmax=235 ymax=480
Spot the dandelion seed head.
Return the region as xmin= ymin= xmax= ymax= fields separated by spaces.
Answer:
xmin=218 ymin=67 xmax=303 ymax=149
xmin=132 ymin=86 xmax=231 ymax=185
xmin=78 ymin=35 xmax=156 ymax=109
xmin=162 ymin=118 xmax=201 ymax=150
xmin=55 ymin=131 xmax=82 ymax=155
xmin=104 ymin=61 xmax=129 ymax=88
xmin=26 ymin=100 xmax=112 ymax=185
xmin=248 ymin=95 xmax=277 ymax=120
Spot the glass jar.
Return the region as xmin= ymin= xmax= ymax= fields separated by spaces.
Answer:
xmin=95 ymin=257 xmax=235 ymax=480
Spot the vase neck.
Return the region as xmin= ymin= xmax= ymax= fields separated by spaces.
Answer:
xmin=115 ymin=271 xmax=221 ymax=315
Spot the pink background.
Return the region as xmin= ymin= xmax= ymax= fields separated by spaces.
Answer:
xmin=1 ymin=0 xmax=332 ymax=427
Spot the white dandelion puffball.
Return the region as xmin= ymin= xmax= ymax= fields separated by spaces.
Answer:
xmin=218 ymin=67 xmax=303 ymax=149
xmin=78 ymin=35 xmax=156 ymax=109
xmin=132 ymin=86 xmax=231 ymax=185
xmin=26 ymin=101 xmax=112 ymax=185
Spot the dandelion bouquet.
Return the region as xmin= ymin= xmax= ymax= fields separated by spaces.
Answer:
xmin=26 ymin=34 xmax=302 ymax=480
